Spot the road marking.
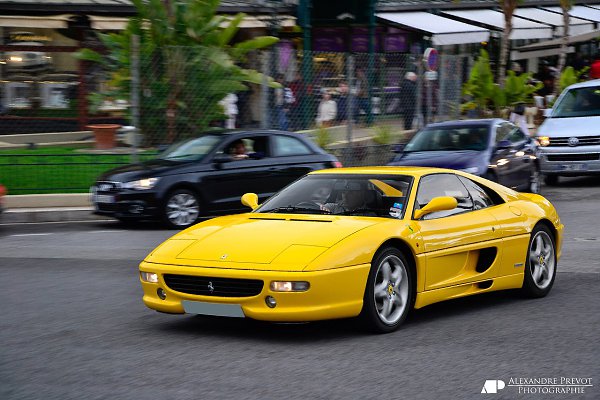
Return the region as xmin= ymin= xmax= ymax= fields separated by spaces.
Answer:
xmin=88 ymin=230 xmax=122 ymax=234
xmin=10 ymin=233 xmax=52 ymax=237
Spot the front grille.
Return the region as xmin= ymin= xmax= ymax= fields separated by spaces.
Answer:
xmin=94 ymin=181 xmax=121 ymax=193
xmin=546 ymin=153 xmax=600 ymax=162
xmin=549 ymin=136 xmax=600 ymax=147
xmin=163 ymin=274 xmax=264 ymax=297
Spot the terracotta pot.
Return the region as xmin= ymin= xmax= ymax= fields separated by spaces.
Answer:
xmin=87 ymin=124 xmax=121 ymax=149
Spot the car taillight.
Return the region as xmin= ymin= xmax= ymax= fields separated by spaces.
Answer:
xmin=331 ymin=161 xmax=343 ymax=168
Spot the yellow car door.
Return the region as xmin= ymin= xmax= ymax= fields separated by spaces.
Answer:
xmin=412 ymin=173 xmax=502 ymax=290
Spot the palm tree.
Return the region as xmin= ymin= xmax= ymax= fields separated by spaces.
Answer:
xmin=497 ymin=0 xmax=522 ymax=87
xmin=78 ymin=0 xmax=279 ymax=144
xmin=555 ymin=0 xmax=574 ymax=95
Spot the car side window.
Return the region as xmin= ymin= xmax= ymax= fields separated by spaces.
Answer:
xmin=507 ymin=127 xmax=527 ymax=144
xmin=272 ymin=135 xmax=313 ymax=157
xmin=217 ymin=136 xmax=269 ymax=160
xmin=457 ymin=176 xmax=494 ymax=210
xmin=495 ymin=122 xmax=512 ymax=142
xmin=415 ymin=174 xmax=473 ymax=220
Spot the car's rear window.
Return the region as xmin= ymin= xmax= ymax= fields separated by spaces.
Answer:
xmin=404 ymin=126 xmax=489 ymax=152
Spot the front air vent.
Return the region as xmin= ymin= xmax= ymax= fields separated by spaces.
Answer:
xmin=163 ymin=274 xmax=263 ymax=297
xmin=475 ymin=248 xmax=497 ymax=273
xmin=289 ymin=218 xmax=332 ymax=223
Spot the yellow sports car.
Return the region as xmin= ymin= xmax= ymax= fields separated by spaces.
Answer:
xmin=139 ymin=167 xmax=563 ymax=333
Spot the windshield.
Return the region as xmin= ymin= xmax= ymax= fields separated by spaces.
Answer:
xmin=158 ymin=135 xmax=222 ymax=161
xmin=552 ymin=86 xmax=600 ymax=118
xmin=257 ymin=174 xmax=413 ymax=219
xmin=404 ymin=126 xmax=490 ymax=152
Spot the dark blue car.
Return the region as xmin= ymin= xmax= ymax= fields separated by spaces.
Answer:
xmin=388 ymin=119 xmax=540 ymax=193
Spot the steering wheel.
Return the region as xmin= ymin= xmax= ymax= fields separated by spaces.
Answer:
xmin=296 ymin=201 xmax=330 ymax=213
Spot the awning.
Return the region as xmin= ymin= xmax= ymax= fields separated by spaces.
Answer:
xmin=542 ymin=5 xmax=600 ymax=23
xmin=441 ymin=9 xmax=552 ymax=40
xmin=514 ymin=8 xmax=595 ymax=36
xmin=0 ymin=15 xmax=68 ymax=29
xmin=512 ymin=29 xmax=600 ymax=60
xmin=377 ymin=12 xmax=489 ymax=46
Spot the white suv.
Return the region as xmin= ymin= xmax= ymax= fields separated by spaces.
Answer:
xmin=536 ymin=79 xmax=600 ymax=185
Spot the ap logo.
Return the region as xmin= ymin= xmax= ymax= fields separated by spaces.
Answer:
xmin=481 ymin=380 xmax=505 ymax=394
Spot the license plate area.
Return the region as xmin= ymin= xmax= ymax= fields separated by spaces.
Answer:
xmin=94 ymin=194 xmax=115 ymax=203
xmin=182 ymin=300 xmax=245 ymax=318
xmin=561 ymin=164 xmax=586 ymax=171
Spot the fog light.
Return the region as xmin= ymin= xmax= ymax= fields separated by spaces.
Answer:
xmin=157 ymin=288 xmax=167 ymax=300
xmin=265 ymin=296 xmax=277 ymax=308
xmin=270 ymin=281 xmax=310 ymax=292
xmin=141 ymin=272 xmax=158 ymax=283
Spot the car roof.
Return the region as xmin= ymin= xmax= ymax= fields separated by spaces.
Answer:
xmin=309 ymin=166 xmax=461 ymax=178
xmin=565 ymin=79 xmax=600 ymax=90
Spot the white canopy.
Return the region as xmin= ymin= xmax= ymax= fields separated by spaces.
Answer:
xmin=542 ymin=5 xmax=600 ymax=23
xmin=514 ymin=8 xmax=595 ymax=36
xmin=441 ymin=9 xmax=552 ymax=40
xmin=377 ymin=12 xmax=490 ymax=46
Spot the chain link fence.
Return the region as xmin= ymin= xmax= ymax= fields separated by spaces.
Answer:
xmin=1 ymin=45 xmax=473 ymax=194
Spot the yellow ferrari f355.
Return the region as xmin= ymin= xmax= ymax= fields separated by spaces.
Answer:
xmin=139 ymin=167 xmax=563 ymax=333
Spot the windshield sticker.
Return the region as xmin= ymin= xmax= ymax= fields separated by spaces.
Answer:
xmin=389 ymin=203 xmax=403 ymax=218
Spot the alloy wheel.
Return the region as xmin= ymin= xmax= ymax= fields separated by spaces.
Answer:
xmin=166 ymin=192 xmax=200 ymax=227
xmin=373 ymin=254 xmax=410 ymax=325
xmin=528 ymin=230 xmax=555 ymax=290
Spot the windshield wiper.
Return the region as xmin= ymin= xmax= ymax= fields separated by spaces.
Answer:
xmin=265 ymin=206 xmax=330 ymax=214
xmin=337 ymin=208 xmax=377 ymax=216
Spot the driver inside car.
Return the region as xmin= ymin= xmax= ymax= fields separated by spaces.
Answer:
xmin=320 ymin=182 xmax=368 ymax=214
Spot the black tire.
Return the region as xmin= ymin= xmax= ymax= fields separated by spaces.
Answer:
xmin=544 ymin=174 xmax=559 ymax=186
xmin=162 ymin=189 xmax=201 ymax=229
xmin=360 ymin=247 xmax=415 ymax=333
xmin=522 ymin=224 xmax=557 ymax=298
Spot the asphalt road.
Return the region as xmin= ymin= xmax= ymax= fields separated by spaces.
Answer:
xmin=1 ymin=177 xmax=599 ymax=400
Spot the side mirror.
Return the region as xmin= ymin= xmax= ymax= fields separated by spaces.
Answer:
xmin=495 ymin=139 xmax=512 ymax=150
xmin=393 ymin=143 xmax=405 ymax=153
xmin=543 ymin=108 xmax=552 ymax=118
xmin=241 ymin=193 xmax=259 ymax=210
xmin=413 ymin=196 xmax=458 ymax=220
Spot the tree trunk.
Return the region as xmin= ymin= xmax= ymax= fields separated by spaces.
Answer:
xmin=555 ymin=8 xmax=570 ymax=95
xmin=498 ymin=16 xmax=512 ymax=87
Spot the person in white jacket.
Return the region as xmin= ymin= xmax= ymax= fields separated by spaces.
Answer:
xmin=316 ymin=91 xmax=337 ymax=127
xmin=219 ymin=93 xmax=238 ymax=129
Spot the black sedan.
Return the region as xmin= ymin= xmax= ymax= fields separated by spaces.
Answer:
xmin=91 ymin=130 xmax=341 ymax=228
xmin=388 ymin=119 xmax=540 ymax=193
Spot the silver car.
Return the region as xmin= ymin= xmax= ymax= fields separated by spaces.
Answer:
xmin=536 ymin=79 xmax=600 ymax=185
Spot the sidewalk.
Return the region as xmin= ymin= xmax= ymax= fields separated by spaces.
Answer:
xmin=1 ymin=194 xmax=109 ymax=224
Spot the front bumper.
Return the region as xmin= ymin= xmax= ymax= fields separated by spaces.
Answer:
xmin=538 ymin=147 xmax=600 ymax=176
xmin=91 ymin=189 xmax=161 ymax=219
xmin=139 ymin=261 xmax=371 ymax=322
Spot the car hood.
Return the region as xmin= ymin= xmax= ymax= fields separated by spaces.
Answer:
xmin=390 ymin=150 xmax=487 ymax=169
xmin=538 ymin=115 xmax=600 ymax=137
xmin=97 ymin=158 xmax=189 ymax=182
xmin=146 ymin=214 xmax=381 ymax=271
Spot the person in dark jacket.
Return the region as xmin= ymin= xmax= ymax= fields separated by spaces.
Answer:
xmin=399 ymin=72 xmax=417 ymax=130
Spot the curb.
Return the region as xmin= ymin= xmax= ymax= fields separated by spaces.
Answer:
xmin=2 ymin=207 xmax=111 ymax=224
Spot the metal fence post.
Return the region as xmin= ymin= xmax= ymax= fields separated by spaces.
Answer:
xmin=347 ymin=54 xmax=354 ymax=145
xmin=130 ymin=34 xmax=140 ymax=163
xmin=260 ymin=50 xmax=269 ymax=129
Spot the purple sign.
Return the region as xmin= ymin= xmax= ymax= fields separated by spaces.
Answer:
xmin=313 ymin=28 xmax=346 ymax=52
xmin=384 ymin=35 xmax=407 ymax=52
xmin=352 ymin=34 xmax=380 ymax=52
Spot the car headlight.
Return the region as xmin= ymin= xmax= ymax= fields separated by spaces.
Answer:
xmin=123 ymin=178 xmax=159 ymax=190
xmin=537 ymin=136 xmax=550 ymax=147
xmin=459 ymin=166 xmax=479 ymax=175
xmin=270 ymin=281 xmax=310 ymax=292
xmin=140 ymin=272 xmax=159 ymax=283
